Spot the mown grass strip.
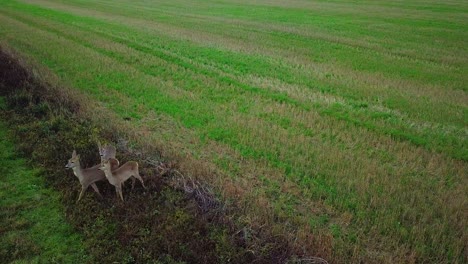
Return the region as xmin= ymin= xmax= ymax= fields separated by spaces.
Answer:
xmin=0 ymin=97 xmax=89 ymax=263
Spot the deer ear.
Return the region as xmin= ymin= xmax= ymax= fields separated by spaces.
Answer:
xmin=76 ymin=154 xmax=80 ymax=160
xmin=97 ymin=141 xmax=102 ymax=149
xmin=72 ymin=150 xmax=77 ymax=157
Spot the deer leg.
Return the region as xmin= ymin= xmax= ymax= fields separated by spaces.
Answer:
xmin=90 ymin=183 xmax=102 ymax=198
xmin=133 ymin=173 xmax=147 ymax=189
xmin=119 ymin=189 xmax=124 ymax=201
xmin=77 ymin=186 xmax=86 ymax=203
xmin=131 ymin=177 xmax=136 ymax=190
xmin=117 ymin=184 xmax=124 ymax=201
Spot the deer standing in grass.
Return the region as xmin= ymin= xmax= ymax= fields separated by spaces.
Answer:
xmin=65 ymin=150 xmax=119 ymax=202
xmin=99 ymin=158 xmax=146 ymax=201
xmin=99 ymin=142 xmax=132 ymax=188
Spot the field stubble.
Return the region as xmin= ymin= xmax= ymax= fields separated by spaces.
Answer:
xmin=0 ymin=0 xmax=467 ymax=262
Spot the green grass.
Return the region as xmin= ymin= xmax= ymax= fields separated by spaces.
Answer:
xmin=0 ymin=0 xmax=466 ymax=262
xmin=0 ymin=97 xmax=89 ymax=263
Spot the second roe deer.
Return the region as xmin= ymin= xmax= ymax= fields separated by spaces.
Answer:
xmin=99 ymin=158 xmax=146 ymax=201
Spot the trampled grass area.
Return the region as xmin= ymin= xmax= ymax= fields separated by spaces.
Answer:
xmin=0 ymin=97 xmax=89 ymax=263
xmin=0 ymin=0 xmax=466 ymax=262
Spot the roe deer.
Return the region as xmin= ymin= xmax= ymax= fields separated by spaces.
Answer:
xmin=65 ymin=150 xmax=119 ymax=202
xmin=98 ymin=141 xmax=118 ymax=164
xmin=99 ymin=158 xmax=146 ymax=201
xmin=98 ymin=141 xmax=132 ymax=187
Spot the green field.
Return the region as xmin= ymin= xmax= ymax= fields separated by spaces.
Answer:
xmin=0 ymin=0 xmax=467 ymax=262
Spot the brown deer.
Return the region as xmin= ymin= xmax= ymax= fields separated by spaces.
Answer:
xmin=99 ymin=158 xmax=146 ymax=201
xmin=65 ymin=150 xmax=118 ymax=202
xmin=98 ymin=141 xmax=118 ymax=164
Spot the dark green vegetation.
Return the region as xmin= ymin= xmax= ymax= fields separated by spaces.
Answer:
xmin=0 ymin=98 xmax=88 ymax=263
xmin=0 ymin=0 xmax=467 ymax=263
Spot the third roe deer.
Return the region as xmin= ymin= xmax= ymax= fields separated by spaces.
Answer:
xmin=98 ymin=141 xmax=118 ymax=164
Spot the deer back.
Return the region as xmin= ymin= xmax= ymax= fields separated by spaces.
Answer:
xmin=82 ymin=159 xmax=119 ymax=185
xmin=113 ymin=161 xmax=138 ymax=182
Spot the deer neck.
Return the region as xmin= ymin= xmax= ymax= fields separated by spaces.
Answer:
xmin=71 ymin=164 xmax=85 ymax=183
xmin=103 ymin=166 xmax=118 ymax=185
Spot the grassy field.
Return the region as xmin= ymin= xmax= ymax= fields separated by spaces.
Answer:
xmin=0 ymin=97 xmax=89 ymax=263
xmin=0 ymin=0 xmax=466 ymax=262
